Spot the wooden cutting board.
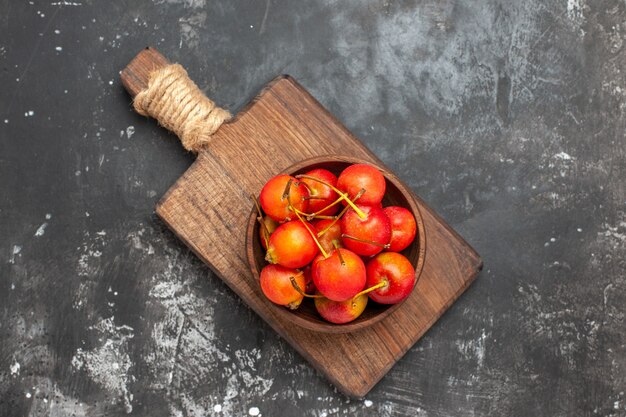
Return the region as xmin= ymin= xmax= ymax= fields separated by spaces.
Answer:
xmin=121 ymin=48 xmax=482 ymax=398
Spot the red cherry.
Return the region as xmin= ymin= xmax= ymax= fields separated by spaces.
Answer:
xmin=340 ymin=204 xmax=391 ymax=256
xmin=337 ymin=164 xmax=386 ymax=206
xmin=365 ymin=252 xmax=416 ymax=304
xmin=383 ymin=206 xmax=417 ymax=252
xmin=311 ymin=248 xmax=366 ymax=302
xmin=259 ymin=174 xmax=309 ymax=222
xmin=265 ymin=220 xmax=318 ymax=268
xmin=314 ymin=293 xmax=368 ymax=324
xmin=300 ymin=169 xmax=340 ymax=216
xmin=260 ymin=264 xmax=305 ymax=309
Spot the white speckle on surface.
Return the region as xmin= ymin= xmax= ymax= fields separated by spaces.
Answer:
xmin=25 ymin=110 xmax=34 ymax=117
xmin=553 ymin=151 xmax=573 ymax=160
xmin=248 ymin=406 xmax=260 ymax=416
xmin=109 ymin=80 xmax=114 ymax=85
xmin=96 ymin=230 xmax=106 ymax=236
xmin=75 ymin=170 xmax=81 ymax=176
xmin=4 ymin=119 xmax=8 ymax=123
xmin=25 ymin=392 xmax=31 ymax=399
xmin=9 ymin=245 xmax=22 ymax=264
xmin=64 ymin=89 xmax=68 ymax=94
xmin=35 ymin=222 xmax=48 ymax=237
xmin=566 ymin=0 xmax=583 ymax=22
xmin=213 ymin=404 xmax=222 ymax=412
xmin=129 ymin=231 xmax=155 ymax=255
xmin=11 ymin=283 xmax=15 ymax=290
xmin=45 ymin=213 xmax=52 ymax=220
xmin=10 ymin=361 xmax=20 ymax=375
xmin=54 ymin=29 xmax=61 ymax=34
xmin=250 ymin=25 xmax=254 ymax=28
xmin=140 ymin=220 xmax=275 ymax=416
xmin=85 ymin=211 xmax=89 ymax=217
xmin=577 ymin=228 xmax=582 ymax=232
xmin=550 ymin=237 xmax=556 ymax=242
xmin=126 ymin=126 xmax=135 ymax=138
xmin=71 ymin=317 xmax=134 ymax=413
xmin=364 ymin=399 xmax=373 ymax=407
xmin=51 ymin=1 xmax=83 ymax=5
xmin=55 ymin=46 xmax=63 ymax=51
xmin=615 ymin=401 xmax=620 ymax=410
xmin=456 ymin=328 xmax=487 ymax=367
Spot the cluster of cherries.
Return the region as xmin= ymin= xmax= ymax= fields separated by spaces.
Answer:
xmin=254 ymin=164 xmax=417 ymax=324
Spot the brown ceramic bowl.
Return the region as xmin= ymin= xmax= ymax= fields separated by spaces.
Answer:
xmin=245 ymin=156 xmax=426 ymax=333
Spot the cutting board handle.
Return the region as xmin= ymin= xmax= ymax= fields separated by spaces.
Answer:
xmin=120 ymin=47 xmax=230 ymax=152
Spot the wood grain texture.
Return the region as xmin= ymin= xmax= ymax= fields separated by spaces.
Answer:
xmin=120 ymin=47 xmax=170 ymax=97
xmin=121 ymin=49 xmax=482 ymax=397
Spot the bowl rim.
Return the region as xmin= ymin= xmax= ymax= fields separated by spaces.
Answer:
xmin=245 ymin=155 xmax=427 ymax=333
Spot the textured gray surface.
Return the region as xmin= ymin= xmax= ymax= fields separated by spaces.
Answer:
xmin=1 ymin=0 xmax=625 ymax=416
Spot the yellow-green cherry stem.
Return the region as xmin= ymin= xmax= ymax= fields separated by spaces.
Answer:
xmin=317 ymin=189 xmax=366 ymax=237
xmin=296 ymin=174 xmax=367 ymax=219
xmin=352 ymin=280 xmax=388 ymax=299
xmin=287 ymin=193 xmax=329 ymax=259
xmin=306 ymin=194 xmax=346 ymax=217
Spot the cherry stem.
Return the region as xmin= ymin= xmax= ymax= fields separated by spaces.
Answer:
xmin=309 ymin=214 xmax=336 ymax=220
xmin=296 ymin=174 xmax=367 ymax=219
xmin=332 ymin=240 xmax=345 ymax=266
xmin=316 ymin=208 xmax=347 ymax=237
xmin=352 ymin=280 xmax=388 ymax=299
xmin=257 ymin=216 xmax=270 ymax=246
xmin=251 ymin=196 xmax=271 ymax=248
xmin=289 ymin=195 xmax=329 ymax=258
xmin=289 ymin=205 xmax=335 ymax=222
xmin=341 ymin=233 xmax=391 ymax=249
xmin=289 ymin=204 xmax=313 ymax=218
xmin=281 ymin=178 xmax=293 ymax=201
xmin=290 ymin=276 xmax=323 ymax=298
xmin=317 ymin=189 xmax=366 ymax=237
xmin=307 ymin=194 xmax=344 ymax=217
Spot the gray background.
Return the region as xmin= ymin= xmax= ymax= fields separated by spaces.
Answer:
xmin=1 ymin=0 xmax=625 ymax=416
